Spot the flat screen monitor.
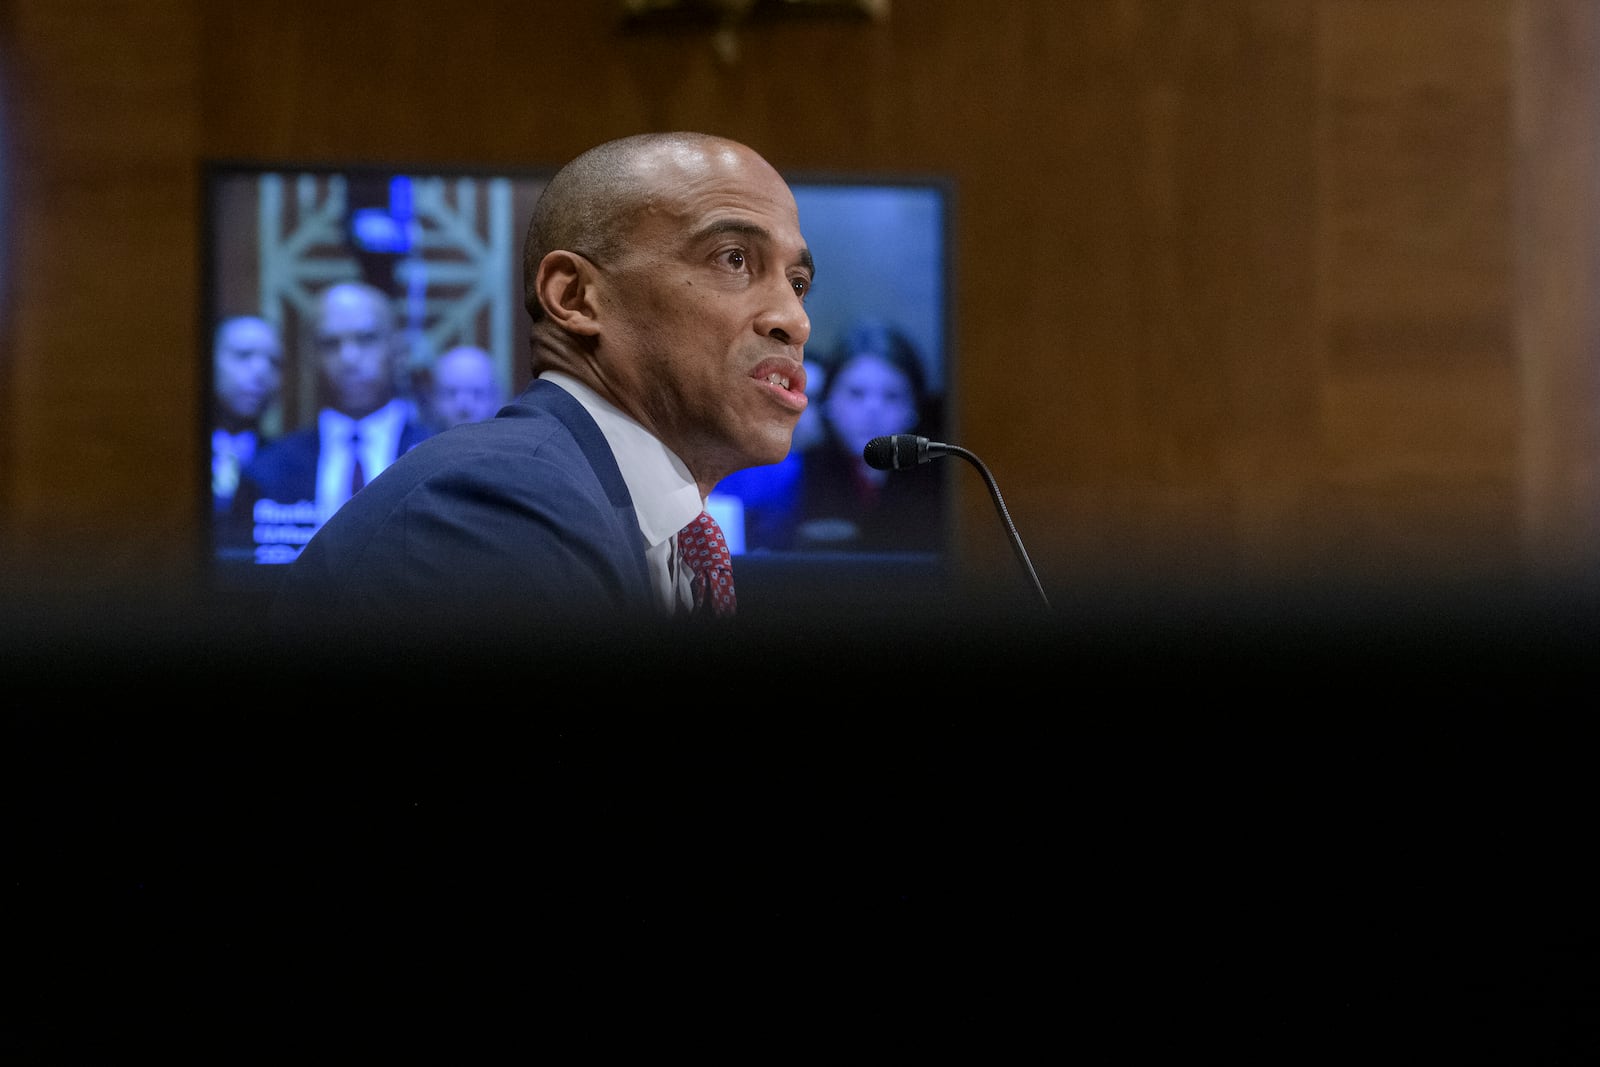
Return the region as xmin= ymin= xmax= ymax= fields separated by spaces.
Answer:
xmin=200 ymin=159 xmax=955 ymax=614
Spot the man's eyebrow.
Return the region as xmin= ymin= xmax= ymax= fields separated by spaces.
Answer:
xmin=693 ymin=218 xmax=816 ymax=278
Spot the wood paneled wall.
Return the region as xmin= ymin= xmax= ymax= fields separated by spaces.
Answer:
xmin=4 ymin=0 xmax=1598 ymax=610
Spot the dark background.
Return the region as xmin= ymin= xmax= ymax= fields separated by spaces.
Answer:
xmin=8 ymin=574 xmax=1600 ymax=1058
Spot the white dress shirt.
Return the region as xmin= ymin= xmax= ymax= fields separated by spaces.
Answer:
xmin=316 ymin=398 xmax=410 ymax=523
xmin=540 ymin=371 xmax=703 ymax=616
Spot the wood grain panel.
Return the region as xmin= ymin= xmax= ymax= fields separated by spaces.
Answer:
xmin=937 ymin=3 xmax=1323 ymax=592
xmin=3 ymin=0 xmax=202 ymax=592
xmin=1513 ymin=0 xmax=1600 ymax=584
xmin=1314 ymin=0 xmax=1520 ymax=586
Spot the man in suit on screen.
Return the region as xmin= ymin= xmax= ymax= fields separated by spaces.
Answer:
xmin=231 ymin=280 xmax=433 ymax=564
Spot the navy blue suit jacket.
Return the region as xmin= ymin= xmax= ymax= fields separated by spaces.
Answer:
xmin=267 ymin=379 xmax=656 ymax=629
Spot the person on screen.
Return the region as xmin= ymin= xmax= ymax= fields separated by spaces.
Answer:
xmin=211 ymin=315 xmax=284 ymax=519
xmin=785 ymin=317 xmax=944 ymax=554
xmin=426 ymin=344 xmax=504 ymax=430
xmin=231 ymin=280 xmax=433 ymax=563
xmin=266 ymin=131 xmax=814 ymax=629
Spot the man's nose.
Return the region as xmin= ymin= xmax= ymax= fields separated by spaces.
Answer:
xmin=759 ymin=288 xmax=810 ymax=348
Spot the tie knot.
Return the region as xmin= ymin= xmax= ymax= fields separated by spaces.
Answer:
xmin=677 ymin=511 xmax=736 ymax=618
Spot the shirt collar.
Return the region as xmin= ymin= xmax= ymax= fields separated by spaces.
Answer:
xmin=213 ymin=427 xmax=255 ymax=450
xmin=539 ymin=371 xmax=702 ymax=547
xmin=318 ymin=398 xmax=406 ymax=441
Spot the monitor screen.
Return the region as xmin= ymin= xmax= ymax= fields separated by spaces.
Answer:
xmin=200 ymin=160 xmax=955 ymax=613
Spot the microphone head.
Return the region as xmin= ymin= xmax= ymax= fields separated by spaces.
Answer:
xmin=863 ymin=435 xmax=904 ymax=471
xmin=864 ymin=434 xmax=940 ymax=470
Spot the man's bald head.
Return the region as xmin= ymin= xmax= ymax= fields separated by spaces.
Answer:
xmin=313 ymin=280 xmax=401 ymax=418
xmin=523 ymin=132 xmax=751 ymax=323
xmin=516 ymin=130 xmax=812 ymax=486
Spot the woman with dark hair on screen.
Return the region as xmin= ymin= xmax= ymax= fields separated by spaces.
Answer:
xmin=786 ymin=317 xmax=946 ymax=554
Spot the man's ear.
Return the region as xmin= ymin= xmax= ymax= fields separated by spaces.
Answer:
xmin=535 ymin=250 xmax=602 ymax=337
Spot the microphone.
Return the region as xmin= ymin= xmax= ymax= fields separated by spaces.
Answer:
xmin=862 ymin=434 xmax=953 ymax=470
xmin=863 ymin=434 xmax=1051 ymax=610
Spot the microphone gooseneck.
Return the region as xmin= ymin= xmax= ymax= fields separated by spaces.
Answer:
xmin=862 ymin=435 xmax=1051 ymax=610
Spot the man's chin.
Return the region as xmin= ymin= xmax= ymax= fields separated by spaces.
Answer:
xmin=758 ymin=437 xmax=800 ymax=468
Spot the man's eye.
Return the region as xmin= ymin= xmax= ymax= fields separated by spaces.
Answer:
xmin=724 ymin=249 xmax=747 ymax=269
xmin=792 ymin=278 xmax=809 ymax=300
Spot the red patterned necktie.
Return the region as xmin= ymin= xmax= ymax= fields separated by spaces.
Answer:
xmin=677 ymin=511 xmax=736 ymax=618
